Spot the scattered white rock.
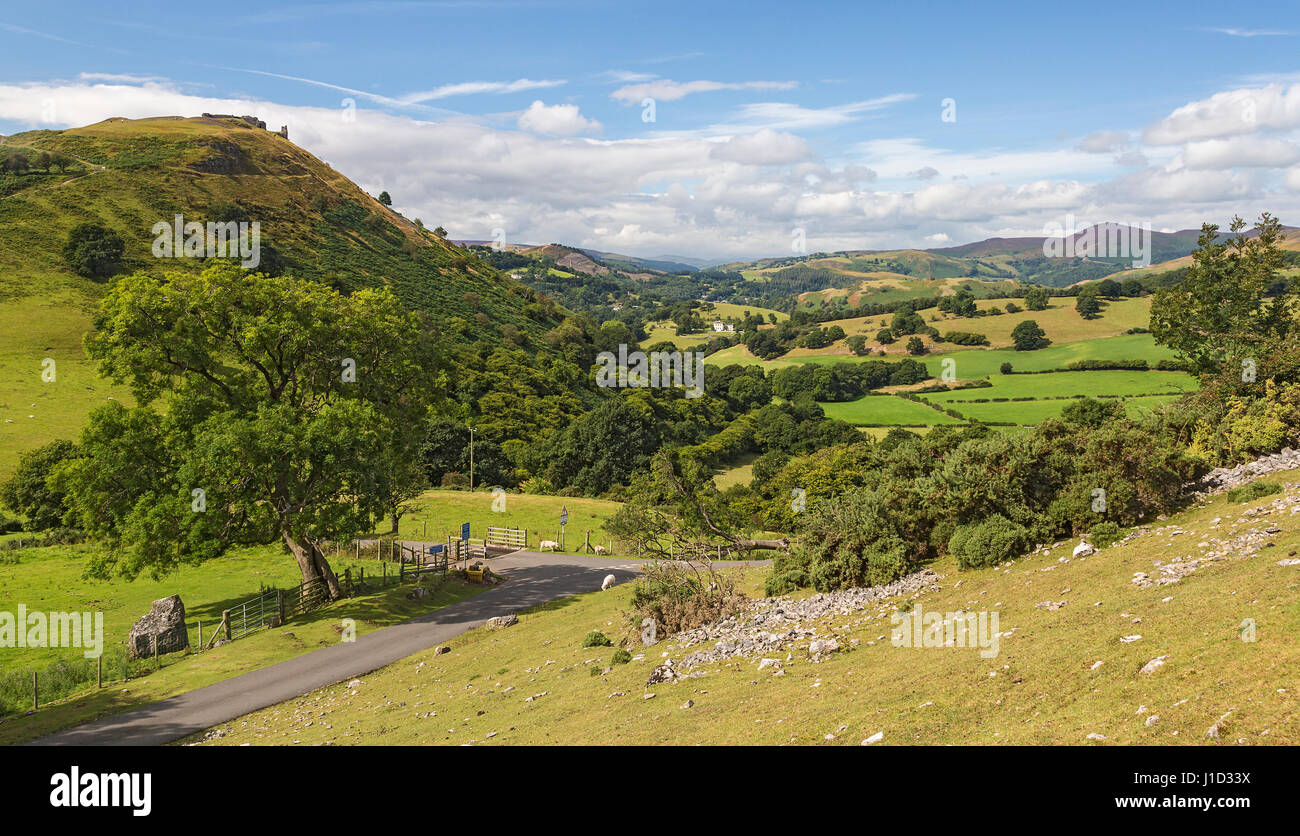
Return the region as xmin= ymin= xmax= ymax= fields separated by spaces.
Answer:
xmin=1140 ymin=655 xmax=1169 ymax=675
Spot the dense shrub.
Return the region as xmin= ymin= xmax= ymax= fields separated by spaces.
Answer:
xmin=1224 ymin=480 xmax=1282 ymax=504
xmin=948 ymin=515 xmax=1030 ymax=569
xmin=0 ymin=440 xmax=78 ymax=530
xmin=944 ymin=331 xmax=991 ymax=346
xmin=1066 ymin=359 xmax=1148 ymax=371
xmin=767 ymin=488 xmax=911 ymax=594
xmin=1088 ymin=520 xmax=1123 ymax=548
xmin=62 ymin=223 xmax=124 ymax=279
xmin=582 ymin=630 xmax=612 ymax=647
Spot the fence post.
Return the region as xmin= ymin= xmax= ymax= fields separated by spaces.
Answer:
xmin=223 ymin=609 xmax=232 ymax=641
xmin=33 ymin=672 xmax=38 ymax=710
xmin=97 ymin=654 xmax=102 ymax=689
xmin=153 ymin=634 xmax=159 ymax=668
xmin=345 ymin=568 xmax=352 ymax=597
xmin=197 ymin=620 xmax=202 ymax=651
xmin=277 ymin=590 xmax=285 ymax=625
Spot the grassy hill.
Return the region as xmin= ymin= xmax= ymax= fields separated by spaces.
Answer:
xmin=192 ymin=469 xmax=1300 ymax=745
xmin=0 ymin=115 xmax=557 ymax=476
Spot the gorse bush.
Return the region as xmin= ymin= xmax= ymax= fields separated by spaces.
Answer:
xmin=1088 ymin=520 xmax=1123 ymax=548
xmin=582 ymin=630 xmax=612 ymax=648
xmin=948 ymin=514 xmax=1030 ymax=569
xmin=753 ymin=415 xmax=1206 ymax=592
xmin=1225 ymin=480 xmax=1282 ymax=504
xmin=768 ymin=488 xmax=909 ymax=594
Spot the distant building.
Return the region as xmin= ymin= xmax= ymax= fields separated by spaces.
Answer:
xmin=712 ymin=320 xmax=735 ymax=333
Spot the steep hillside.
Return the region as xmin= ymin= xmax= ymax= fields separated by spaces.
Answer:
xmin=0 ymin=116 xmax=545 ymax=334
xmin=0 ymin=115 xmax=565 ymax=476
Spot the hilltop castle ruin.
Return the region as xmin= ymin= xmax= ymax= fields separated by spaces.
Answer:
xmin=201 ymin=113 xmax=288 ymax=141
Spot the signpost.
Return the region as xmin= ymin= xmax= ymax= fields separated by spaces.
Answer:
xmin=560 ymin=506 xmax=568 ymax=550
xmin=461 ymin=522 xmax=470 ymax=541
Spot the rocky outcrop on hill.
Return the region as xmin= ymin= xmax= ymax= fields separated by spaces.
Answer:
xmin=1131 ymin=484 xmax=1298 ymax=588
xmin=1192 ymin=447 xmax=1300 ymax=497
xmin=661 ymin=569 xmax=941 ymax=674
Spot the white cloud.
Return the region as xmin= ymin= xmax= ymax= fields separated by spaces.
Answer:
xmin=611 ymin=79 xmax=797 ymax=103
xmin=400 ymin=78 xmax=565 ymax=104
xmin=706 ymin=94 xmax=916 ymax=133
xmin=1077 ymin=130 xmax=1130 ymax=153
xmin=1 ymin=76 xmax=1297 ymax=260
xmin=1204 ymin=27 xmax=1296 ymax=37
xmin=1183 ymin=136 xmax=1300 ymax=169
xmin=516 ymin=100 xmax=601 ymax=136
xmin=1144 ymin=83 xmax=1300 ymax=144
xmin=709 ymin=129 xmax=813 ymax=165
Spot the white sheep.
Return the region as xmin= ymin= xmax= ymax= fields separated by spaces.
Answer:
xmin=593 ymin=544 xmax=609 ymax=555
xmin=601 ymin=574 xmax=616 ymax=590
xmin=539 ymin=540 xmax=560 ymax=552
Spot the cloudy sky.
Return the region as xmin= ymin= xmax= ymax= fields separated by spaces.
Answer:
xmin=2 ymin=1 xmax=1299 ymax=260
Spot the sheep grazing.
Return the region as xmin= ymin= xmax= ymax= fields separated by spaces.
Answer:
xmin=539 ymin=540 xmax=560 ymax=552
xmin=601 ymin=574 xmax=616 ymax=591
xmin=593 ymin=544 xmax=609 ymax=555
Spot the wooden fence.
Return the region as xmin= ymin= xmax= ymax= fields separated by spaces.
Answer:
xmin=486 ymin=526 xmax=528 ymax=550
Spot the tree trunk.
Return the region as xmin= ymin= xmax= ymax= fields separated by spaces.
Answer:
xmin=733 ymin=537 xmax=790 ymax=552
xmin=389 ymin=509 xmax=401 ymax=535
xmin=283 ymin=530 xmax=343 ymax=600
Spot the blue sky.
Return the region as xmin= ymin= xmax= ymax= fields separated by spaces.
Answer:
xmin=2 ymin=1 xmax=1299 ymax=258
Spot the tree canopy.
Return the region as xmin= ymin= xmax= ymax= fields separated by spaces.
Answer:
xmin=58 ymin=263 xmax=442 ymax=595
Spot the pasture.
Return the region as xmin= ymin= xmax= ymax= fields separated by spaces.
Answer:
xmin=819 ymin=394 xmax=964 ymax=426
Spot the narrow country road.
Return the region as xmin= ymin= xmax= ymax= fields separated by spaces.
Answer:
xmin=31 ymin=552 xmax=766 ymax=746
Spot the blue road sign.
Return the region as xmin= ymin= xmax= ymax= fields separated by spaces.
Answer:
xmin=560 ymin=506 xmax=568 ymax=526
xmin=428 ymin=544 xmax=444 ymax=555
xmin=461 ymin=522 xmax=470 ymax=541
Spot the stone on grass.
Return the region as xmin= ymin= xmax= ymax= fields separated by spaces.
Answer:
xmin=127 ymin=595 xmax=189 ymax=659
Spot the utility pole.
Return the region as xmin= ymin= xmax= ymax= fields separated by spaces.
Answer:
xmin=468 ymin=426 xmax=475 ymax=493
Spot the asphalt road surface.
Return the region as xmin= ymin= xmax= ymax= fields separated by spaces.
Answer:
xmin=32 ymin=552 xmax=762 ymax=746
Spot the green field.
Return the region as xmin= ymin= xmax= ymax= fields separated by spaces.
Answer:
xmin=923 ymin=370 xmax=1197 ymax=403
xmin=705 ymin=333 xmax=1179 ymax=378
xmin=0 ymin=292 xmax=130 ymax=479
xmin=393 ymin=489 xmax=626 ymax=554
xmin=820 ymin=395 xmax=964 ymax=426
xmin=940 ymin=394 xmax=1182 ymax=425
xmin=921 ymin=335 xmax=1180 ymax=379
